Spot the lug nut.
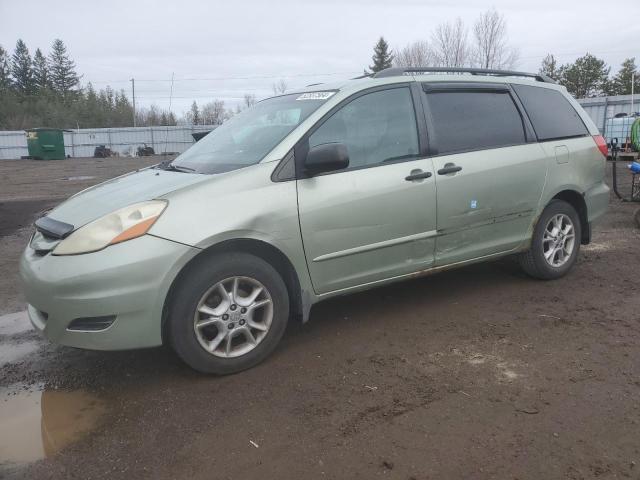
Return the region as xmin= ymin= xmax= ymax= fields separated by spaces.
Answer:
xmin=240 ymin=307 xmax=247 ymax=314
xmin=222 ymin=314 xmax=229 ymax=320
xmin=228 ymin=323 xmax=235 ymax=330
xmin=230 ymin=304 xmax=237 ymax=311
xmin=239 ymin=319 xmax=246 ymax=326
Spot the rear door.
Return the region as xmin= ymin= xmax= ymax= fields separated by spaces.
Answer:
xmin=421 ymin=83 xmax=548 ymax=266
xmin=296 ymin=85 xmax=438 ymax=295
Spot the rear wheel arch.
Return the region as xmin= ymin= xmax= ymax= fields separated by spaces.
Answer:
xmin=162 ymin=238 xmax=304 ymax=344
xmin=551 ymin=190 xmax=590 ymax=244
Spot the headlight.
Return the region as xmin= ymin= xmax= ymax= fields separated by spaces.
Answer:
xmin=52 ymin=200 xmax=168 ymax=255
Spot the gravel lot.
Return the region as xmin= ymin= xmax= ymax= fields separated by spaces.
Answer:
xmin=1 ymin=156 xmax=639 ymax=479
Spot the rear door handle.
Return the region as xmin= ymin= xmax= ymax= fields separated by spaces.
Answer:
xmin=437 ymin=164 xmax=462 ymax=175
xmin=405 ymin=170 xmax=432 ymax=181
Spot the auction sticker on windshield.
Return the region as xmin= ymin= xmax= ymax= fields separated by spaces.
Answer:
xmin=296 ymin=92 xmax=335 ymax=101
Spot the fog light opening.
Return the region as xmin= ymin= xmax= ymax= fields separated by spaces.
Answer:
xmin=67 ymin=315 xmax=116 ymax=332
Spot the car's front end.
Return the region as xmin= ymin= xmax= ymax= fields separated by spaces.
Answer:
xmin=19 ymin=89 xmax=340 ymax=357
xmin=21 ymin=230 xmax=198 ymax=349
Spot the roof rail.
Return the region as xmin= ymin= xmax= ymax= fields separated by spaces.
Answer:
xmin=373 ymin=67 xmax=556 ymax=84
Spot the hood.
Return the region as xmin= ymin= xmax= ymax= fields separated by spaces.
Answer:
xmin=46 ymin=168 xmax=210 ymax=228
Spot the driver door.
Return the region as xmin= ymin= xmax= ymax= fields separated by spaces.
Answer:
xmin=296 ymin=85 xmax=438 ymax=295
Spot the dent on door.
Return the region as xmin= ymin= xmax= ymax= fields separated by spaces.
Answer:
xmin=433 ymin=143 xmax=548 ymax=265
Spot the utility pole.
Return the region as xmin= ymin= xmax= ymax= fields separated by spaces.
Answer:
xmin=631 ymin=72 xmax=635 ymax=114
xmin=131 ymin=78 xmax=136 ymax=127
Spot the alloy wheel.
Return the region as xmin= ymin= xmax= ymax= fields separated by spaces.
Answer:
xmin=193 ymin=276 xmax=273 ymax=358
xmin=542 ymin=213 xmax=576 ymax=267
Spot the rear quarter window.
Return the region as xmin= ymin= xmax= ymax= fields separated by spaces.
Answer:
xmin=512 ymin=84 xmax=589 ymax=141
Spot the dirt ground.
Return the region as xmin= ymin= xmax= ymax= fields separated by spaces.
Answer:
xmin=1 ymin=157 xmax=639 ymax=480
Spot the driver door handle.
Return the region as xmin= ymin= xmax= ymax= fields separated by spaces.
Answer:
xmin=405 ymin=170 xmax=432 ymax=181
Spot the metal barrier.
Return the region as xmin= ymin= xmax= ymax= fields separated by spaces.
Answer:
xmin=0 ymin=125 xmax=217 ymax=160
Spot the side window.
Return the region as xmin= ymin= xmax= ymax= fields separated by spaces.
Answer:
xmin=308 ymin=87 xmax=420 ymax=170
xmin=512 ymin=84 xmax=589 ymax=141
xmin=425 ymin=90 xmax=526 ymax=155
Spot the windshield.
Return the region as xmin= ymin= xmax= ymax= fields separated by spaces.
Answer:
xmin=171 ymin=92 xmax=334 ymax=174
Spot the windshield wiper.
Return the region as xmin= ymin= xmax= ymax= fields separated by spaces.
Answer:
xmin=156 ymin=161 xmax=196 ymax=173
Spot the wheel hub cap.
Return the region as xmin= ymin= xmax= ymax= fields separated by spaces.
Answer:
xmin=193 ymin=276 xmax=273 ymax=358
xmin=542 ymin=213 xmax=576 ymax=268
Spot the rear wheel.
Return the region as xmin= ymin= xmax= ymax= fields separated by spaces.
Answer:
xmin=169 ymin=252 xmax=289 ymax=374
xmin=520 ymin=200 xmax=581 ymax=280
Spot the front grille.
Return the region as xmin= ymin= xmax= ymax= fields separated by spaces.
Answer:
xmin=67 ymin=315 xmax=116 ymax=332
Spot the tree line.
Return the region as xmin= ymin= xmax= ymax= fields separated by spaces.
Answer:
xmin=0 ymin=39 xmax=173 ymax=130
xmin=1 ymin=22 xmax=638 ymax=131
xmin=366 ymin=8 xmax=639 ymax=99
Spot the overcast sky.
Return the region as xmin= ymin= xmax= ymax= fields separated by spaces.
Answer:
xmin=1 ymin=0 xmax=638 ymax=116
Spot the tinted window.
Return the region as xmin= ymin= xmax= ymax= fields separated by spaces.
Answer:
xmin=309 ymin=87 xmax=419 ymax=170
xmin=512 ymin=84 xmax=588 ymax=141
xmin=425 ymin=90 xmax=526 ymax=155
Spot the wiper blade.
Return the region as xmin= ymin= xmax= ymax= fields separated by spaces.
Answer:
xmin=156 ymin=161 xmax=196 ymax=173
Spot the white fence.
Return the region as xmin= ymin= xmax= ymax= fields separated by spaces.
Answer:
xmin=578 ymin=94 xmax=638 ymax=134
xmin=0 ymin=125 xmax=217 ymax=160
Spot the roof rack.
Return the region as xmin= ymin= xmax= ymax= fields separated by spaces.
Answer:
xmin=373 ymin=67 xmax=556 ymax=84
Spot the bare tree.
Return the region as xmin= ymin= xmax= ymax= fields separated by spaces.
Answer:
xmin=472 ymin=9 xmax=518 ymax=69
xmin=431 ymin=18 xmax=470 ymax=68
xmin=272 ymin=79 xmax=288 ymax=95
xmin=243 ymin=93 xmax=256 ymax=108
xmin=201 ymin=99 xmax=226 ymax=125
xmin=394 ymin=40 xmax=435 ymax=68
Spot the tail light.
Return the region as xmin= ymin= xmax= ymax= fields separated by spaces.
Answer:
xmin=593 ymin=135 xmax=608 ymax=157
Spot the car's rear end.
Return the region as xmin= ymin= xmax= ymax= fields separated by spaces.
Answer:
xmin=511 ymin=81 xmax=609 ymax=236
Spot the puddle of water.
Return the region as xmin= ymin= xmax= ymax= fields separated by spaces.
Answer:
xmin=0 ymin=311 xmax=32 ymax=336
xmin=0 ymin=385 xmax=107 ymax=468
xmin=0 ymin=341 xmax=40 ymax=367
xmin=62 ymin=175 xmax=96 ymax=181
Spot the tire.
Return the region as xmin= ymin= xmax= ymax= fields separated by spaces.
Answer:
xmin=519 ymin=200 xmax=581 ymax=280
xmin=168 ymin=252 xmax=289 ymax=374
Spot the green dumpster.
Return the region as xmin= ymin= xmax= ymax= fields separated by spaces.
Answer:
xmin=26 ymin=128 xmax=66 ymax=160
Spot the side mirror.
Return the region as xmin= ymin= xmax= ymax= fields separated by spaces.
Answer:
xmin=304 ymin=143 xmax=349 ymax=176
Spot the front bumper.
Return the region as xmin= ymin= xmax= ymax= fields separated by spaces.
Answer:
xmin=20 ymin=234 xmax=199 ymax=350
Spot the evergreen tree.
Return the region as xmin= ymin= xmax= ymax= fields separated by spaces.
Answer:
xmin=368 ymin=37 xmax=394 ymax=74
xmin=11 ymin=39 xmax=34 ymax=95
xmin=188 ymin=101 xmax=201 ymax=125
xmin=609 ymin=58 xmax=639 ymax=96
xmin=539 ymin=54 xmax=560 ymax=81
xmin=0 ymin=45 xmax=12 ymax=91
xmin=32 ymin=48 xmax=49 ymax=92
xmin=49 ymin=39 xmax=80 ymax=96
xmin=558 ymin=53 xmax=610 ymax=98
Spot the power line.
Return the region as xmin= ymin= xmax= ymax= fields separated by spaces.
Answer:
xmin=87 ymin=71 xmax=361 ymax=84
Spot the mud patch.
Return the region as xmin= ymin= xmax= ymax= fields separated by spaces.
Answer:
xmin=0 ymin=385 xmax=107 ymax=470
xmin=582 ymin=241 xmax=614 ymax=252
xmin=0 ymin=340 xmax=39 ymax=367
xmin=0 ymin=199 xmax=56 ymax=237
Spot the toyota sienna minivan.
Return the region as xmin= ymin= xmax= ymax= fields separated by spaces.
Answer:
xmin=20 ymin=67 xmax=610 ymax=374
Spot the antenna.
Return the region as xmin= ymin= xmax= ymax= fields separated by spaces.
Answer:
xmin=164 ymin=72 xmax=175 ymax=157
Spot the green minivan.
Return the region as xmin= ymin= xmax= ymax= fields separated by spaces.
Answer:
xmin=20 ymin=67 xmax=610 ymax=374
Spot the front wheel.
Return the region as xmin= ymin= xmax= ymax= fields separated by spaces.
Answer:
xmin=169 ymin=252 xmax=289 ymax=374
xmin=519 ymin=200 xmax=581 ymax=280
